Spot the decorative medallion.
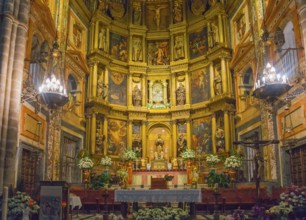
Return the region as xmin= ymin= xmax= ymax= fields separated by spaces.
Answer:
xmin=191 ymin=0 xmax=207 ymax=16
xmin=109 ymin=1 xmax=126 ymax=19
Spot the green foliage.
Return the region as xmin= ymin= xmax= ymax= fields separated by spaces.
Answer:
xmin=89 ymin=172 xmax=111 ymax=189
xmin=206 ymin=170 xmax=230 ymax=188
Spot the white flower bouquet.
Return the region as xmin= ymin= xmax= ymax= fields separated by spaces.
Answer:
xmin=122 ymin=148 xmax=137 ymax=161
xmin=101 ymin=156 xmax=112 ymax=166
xmin=78 ymin=156 xmax=94 ymax=169
xmin=206 ymin=154 xmax=220 ymax=167
xmin=224 ymin=155 xmax=242 ymax=169
xmin=117 ymin=170 xmax=128 ymax=179
xmin=133 ymin=207 xmax=188 ymax=220
xmin=181 ymin=148 xmax=196 ymax=160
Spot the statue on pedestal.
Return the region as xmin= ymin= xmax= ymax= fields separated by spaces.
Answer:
xmin=154 ymin=134 xmax=165 ymax=160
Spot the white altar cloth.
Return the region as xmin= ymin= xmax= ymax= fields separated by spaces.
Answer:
xmin=115 ymin=189 xmax=202 ymax=203
xmin=70 ymin=195 xmax=82 ymax=210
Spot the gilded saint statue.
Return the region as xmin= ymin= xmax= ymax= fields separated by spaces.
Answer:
xmin=154 ymin=134 xmax=165 ymax=160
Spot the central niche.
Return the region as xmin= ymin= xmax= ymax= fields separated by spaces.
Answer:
xmin=148 ymin=80 xmax=169 ymax=109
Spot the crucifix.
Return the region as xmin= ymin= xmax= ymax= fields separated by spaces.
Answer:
xmin=233 ymin=131 xmax=279 ymax=204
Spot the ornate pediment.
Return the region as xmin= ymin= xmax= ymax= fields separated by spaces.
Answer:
xmin=66 ymin=50 xmax=89 ymax=76
xmin=230 ymin=41 xmax=254 ymax=72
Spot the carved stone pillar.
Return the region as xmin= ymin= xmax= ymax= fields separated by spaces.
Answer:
xmin=92 ymin=63 xmax=98 ymax=97
xmin=210 ymin=63 xmax=215 ymax=98
xmin=171 ymin=74 xmax=176 ymax=106
xmin=141 ymin=75 xmax=146 ymax=106
xmin=224 ymin=111 xmax=230 ymax=152
xmin=218 ymin=14 xmax=224 ymax=44
xmin=185 ymin=71 xmax=191 ymax=105
xmin=127 ymin=120 xmax=133 ymax=147
xmin=149 ymin=81 xmax=153 ymax=104
xmin=94 ymin=21 xmax=99 ymax=49
xmin=141 ymin=121 xmax=147 ymax=158
xmin=186 ymin=119 xmax=191 ymax=149
xmin=0 ymin=0 xmax=30 ymax=190
xmin=163 ymin=81 xmax=168 ymax=104
xmin=91 ymin=113 xmax=97 ymax=154
xmin=103 ymin=116 xmax=108 ymax=155
xmin=172 ymin=121 xmax=177 ymax=158
xmin=212 ymin=113 xmax=217 ymax=154
xmin=128 ymin=74 xmax=133 ymax=107
xmin=221 ymin=58 xmax=228 ymax=94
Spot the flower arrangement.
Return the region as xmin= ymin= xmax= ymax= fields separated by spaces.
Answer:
xmin=181 ymin=148 xmax=196 ymax=160
xmin=8 ymin=191 xmax=40 ymax=217
xmin=224 ymin=155 xmax=242 ymax=169
xmin=266 ymin=185 xmax=306 ymax=218
xmin=108 ymin=213 xmax=124 ymax=220
xmin=133 ymin=207 xmax=188 ymax=220
xmin=164 ymin=174 xmax=174 ymax=181
xmin=117 ymin=170 xmax=128 ymax=179
xmin=100 ymin=156 xmax=112 ymax=166
xmin=206 ymin=154 xmax=220 ymax=167
xmin=122 ymin=148 xmax=137 ymax=161
xmin=78 ymin=156 xmax=94 ymax=169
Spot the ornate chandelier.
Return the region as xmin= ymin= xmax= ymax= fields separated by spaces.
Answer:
xmin=253 ymin=62 xmax=291 ymax=99
xmin=37 ymin=40 xmax=68 ymax=109
xmin=253 ymin=26 xmax=291 ymax=100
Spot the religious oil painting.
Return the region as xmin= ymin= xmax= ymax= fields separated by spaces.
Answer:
xmin=110 ymin=32 xmax=128 ymax=62
xmin=147 ymin=40 xmax=170 ymax=65
xmin=107 ymin=119 xmax=127 ymax=156
xmin=108 ymin=71 xmax=127 ymax=106
xmin=177 ymin=122 xmax=187 ymax=134
xmin=189 ymin=27 xmax=208 ymax=59
xmin=192 ymin=117 xmax=212 ymax=154
xmin=132 ymin=123 xmax=142 ymax=157
xmin=190 ymin=68 xmax=210 ymax=104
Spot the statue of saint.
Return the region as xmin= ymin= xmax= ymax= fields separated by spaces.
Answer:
xmin=132 ymin=85 xmax=142 ymax=106
xmin=214 ymin=68 xmax=222 ymax=95
xmin=177 ymin=134 xmax=187 ymax=155
xmin=98 ymin=28 xmax=106 ymax=51
xmin=174 ymin=35 xmax=185 ymax=60
xmin=155 ymin=134 xmax=165 ymax=159
xmin=133 ymin=3 xmax=142 ymax=25
xmin=176 ymin=83 xmax=186 ymax=105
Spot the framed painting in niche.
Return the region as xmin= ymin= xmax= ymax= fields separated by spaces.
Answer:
xmin=107 ymin=119 xmax=127 ymax=156
xmin=189 ymin=27 xmax=208 ymax=59
xmin=191 ymin=117 xmax=212 ymax=154
xmin=108 ymin=71 xmax=127 ymax=106
xmin=147 ymin=40 xmax=170 ymax=65
xmin=190 ymin=68 xmax=210 ymax=104
xmin=110 ymin=32 xmax=128 ymax=62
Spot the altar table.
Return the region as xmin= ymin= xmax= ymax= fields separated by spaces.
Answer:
xmin=115 ymin=189 xmax=201 ymax=217
xmin=70 ymin=195 xmax=82 ymax=210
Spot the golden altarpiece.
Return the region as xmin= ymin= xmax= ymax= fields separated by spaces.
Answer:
xmin=85 ymin=0 xmax=235 ymax=172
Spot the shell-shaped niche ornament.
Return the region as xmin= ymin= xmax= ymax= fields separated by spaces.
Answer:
xmin=191 ymin=0 xmax=207 ymax=16
xmin=109 ymin=1 xmax=126 ymax=19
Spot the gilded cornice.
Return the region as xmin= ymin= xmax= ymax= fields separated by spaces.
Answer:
xmin=87 ymin=50 xmax=113 ymax=66
xmin=70 ymin=0 xmax=91 ymax=22
xmin=30 ymin=1 xmax=56 ymax=42
xmin=146 ymin=31 xmax=171 ymax=40
xmin=110 ymin=20 xmax=129 ymax=34
xmin=171 ymin=109 xmax=191 ymax=120
xmin=207 ymin=47 xmax=232 ymax=62
xmin=85 ymin=100 xmax=112 ymax=114
xmin=128 ymin=25 xmax=148 ymax=33
xmin=188 ymin=59 xmax=209 ymax=71
xmin=129 ymin=65 xmax=148 ymax=74
xmin=147 ymin=65 xmax=171 ymax=73
xmin=66 ymin=50 xmax=89 ymax=77
xmin=170 ymin=63 xmax=189 ymax=73
xmin=147 ymin=113 xmax=172 ymax=121
xmin=204 ymin=2 xmax=226 ymax=19
xmin=187 ymin=16 xmax=207 ymax=31
xmin=128 ymin=111 xmax=148 ymax=120
xmin=109 ymin=109 xmax=128 ymax=119
xmin=108 ymin=62 xmax=129 ymax=73
xmin=169 ymin=22 xmax=188 ymax=33
xmin=207 ymin=95 xmax=236 ymax=112
xmin=230 ymin=42 xmax=255 ymax=74
xmin=92 ymin=12 xmax=112 ymax=25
